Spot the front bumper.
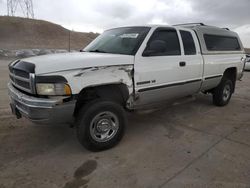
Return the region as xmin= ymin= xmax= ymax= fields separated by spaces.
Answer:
xmin=8 ymin=83 xmax=76 ymax=124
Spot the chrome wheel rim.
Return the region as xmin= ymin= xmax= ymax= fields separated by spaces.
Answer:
xmin=223 ymin=84 xmax=231 ymax=101
xmin=90 ymin=111 xmax=119 ymax=142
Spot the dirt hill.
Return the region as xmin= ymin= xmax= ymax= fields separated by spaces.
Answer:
xmin=245 ymin=48 xmax=250 ymax=54
xmin=0 ymin=16 xmax=98 ymax=50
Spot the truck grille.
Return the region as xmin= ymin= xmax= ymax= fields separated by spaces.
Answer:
xmin=9 ymin=61 xmax=35 ymax=94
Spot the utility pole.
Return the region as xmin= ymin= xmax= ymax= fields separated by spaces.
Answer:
xmin=68 ymin=29 xmax=74 ymax=52
xmin=7 ymin=0 xmax=34 ymax=18
xmin=68 ymin=30 xmax=71 ymax=52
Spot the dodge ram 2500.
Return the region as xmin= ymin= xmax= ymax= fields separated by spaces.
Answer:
xmin=8 ymin=23 xmax=246 ymax=151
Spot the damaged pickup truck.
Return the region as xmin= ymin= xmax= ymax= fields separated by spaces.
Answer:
xmin=8 ymin=23 xmax=246 ymax=151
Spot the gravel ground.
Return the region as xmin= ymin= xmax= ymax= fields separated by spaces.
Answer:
xmin=0 ymin=57 xmax=250 ymax=188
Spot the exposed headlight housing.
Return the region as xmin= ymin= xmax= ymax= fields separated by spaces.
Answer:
xmin=36 ymin=83 xmax=72 ymax=96
xmin=35 ymin=76 xmax=71 ymax=96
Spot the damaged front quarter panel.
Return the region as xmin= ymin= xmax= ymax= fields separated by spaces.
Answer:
xmin=71 ymin=64 xmax=134 ymax=95
xmin=40 ymin=64 xmax=135 ymax=109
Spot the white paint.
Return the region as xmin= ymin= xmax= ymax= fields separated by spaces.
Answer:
xmin=17 ymin=25 xmax=245 ymax=108
xmin=43 ymin=65 xmax=134 ymax=95
xmin=22 ymin=52 xmax=134 ymax=74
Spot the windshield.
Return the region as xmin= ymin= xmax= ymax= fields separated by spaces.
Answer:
xmin=84 ymin=27 xmax=150 ymax=55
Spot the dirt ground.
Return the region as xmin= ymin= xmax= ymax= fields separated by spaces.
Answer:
xmin=0 ymin=57 xmax=250 ymax=188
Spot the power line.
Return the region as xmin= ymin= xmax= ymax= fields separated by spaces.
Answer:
xmin=7 ymin=0 xmax=34 ymax=18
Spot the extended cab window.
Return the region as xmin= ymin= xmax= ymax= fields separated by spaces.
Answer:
xmin=204 ymin=34 xmax=241 ymax=51
xmin=180 ymin=30 xmax=196 ymax=55
xmin=143 ymin=29 xmax=181 ymax=56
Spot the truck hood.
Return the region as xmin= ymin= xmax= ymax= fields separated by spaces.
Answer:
xmin=22 ymin=52 xmax=134 ymax=74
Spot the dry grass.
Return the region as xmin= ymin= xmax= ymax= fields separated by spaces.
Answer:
xmin=0 ymin=16 xmax=98 ymax=50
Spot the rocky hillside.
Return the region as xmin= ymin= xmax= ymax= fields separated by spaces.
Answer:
xmin=0 ymin=16 xmax=98 ymax=50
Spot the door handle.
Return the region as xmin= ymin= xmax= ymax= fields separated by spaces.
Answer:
xmin=179 ymin=61 xmax=186 ymax=67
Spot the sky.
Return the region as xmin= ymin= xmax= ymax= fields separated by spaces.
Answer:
xmin=0 ymin=0 xmax=250 ymax=47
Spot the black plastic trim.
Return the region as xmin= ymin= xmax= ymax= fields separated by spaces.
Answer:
xmin=36 ymin=75 xmax=68 ymax=83
xmin=137 ymin=81 xmax=151 ymax=85
xmin=138 ymin=79 xmax=202 ymax=92
xmin=10 ymin=61 xmax=35 ymax=73
xmin=204 ymin=75 xmax=222 ymax=80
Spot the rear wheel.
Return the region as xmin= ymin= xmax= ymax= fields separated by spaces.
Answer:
xmin=76 ymin=99 xmax=126 ymax=151
xmin=212 ymin=79 xmax=233 ymax=106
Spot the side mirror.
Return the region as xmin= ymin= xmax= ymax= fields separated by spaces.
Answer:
xmin=143 ymin=40 xmax=167 ymax=56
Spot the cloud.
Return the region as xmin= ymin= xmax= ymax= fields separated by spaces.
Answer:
xmin=234 ymin=24 xmax=250 ymax=48
xmin=0 ymin=0 xmax=249 ymax=47
xmin=94 ymin=1 xmax=134 ymax=19
xmin=191 ymin=0 xmax=250 ymax=27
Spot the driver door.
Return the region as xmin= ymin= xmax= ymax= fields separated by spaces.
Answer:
xmin=133 ymin=27 xmax=202 ymax=107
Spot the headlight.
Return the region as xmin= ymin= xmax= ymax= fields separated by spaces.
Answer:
xmin=36 ymin=83 xmax=71 ymax=96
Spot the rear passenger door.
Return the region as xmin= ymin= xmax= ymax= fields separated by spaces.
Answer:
xmin=179 ymin=28 xmax=203 ymax=89
xmin=133 ymin=27 xmax=203 ymax=107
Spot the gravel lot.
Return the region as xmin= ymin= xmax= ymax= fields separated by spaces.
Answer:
xmin=0 ymin=57 xmax=250 ymax=188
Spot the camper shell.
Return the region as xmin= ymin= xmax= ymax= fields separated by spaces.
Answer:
xmin=175 ymin=23 xmax=245 ymax=55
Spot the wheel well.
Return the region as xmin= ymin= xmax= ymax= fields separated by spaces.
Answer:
xmin=74 ymin=84 xmax=129 ymax=116
xmin=223 ymin=67 xmax=237 ymax=92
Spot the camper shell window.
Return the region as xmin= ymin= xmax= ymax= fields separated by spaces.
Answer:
xmin=204 ymin=34 xmax=241 ymax=51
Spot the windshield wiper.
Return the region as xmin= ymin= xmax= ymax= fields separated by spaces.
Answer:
xmin=88 ymin=49 xmax=108 ymax=53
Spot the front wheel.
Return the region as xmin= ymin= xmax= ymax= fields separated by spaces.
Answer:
xmin=76 ymin=99 xmax=126 ymax=151
xmin=212 ymin=79 xmax=233 ymax=106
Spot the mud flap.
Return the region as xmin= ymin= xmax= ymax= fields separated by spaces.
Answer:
xmin=10 ymin=103 xmax=22 ymax=119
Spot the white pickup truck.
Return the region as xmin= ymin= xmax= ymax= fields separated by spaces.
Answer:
xmin=8 ymin=23 xmax=246 ymax=151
